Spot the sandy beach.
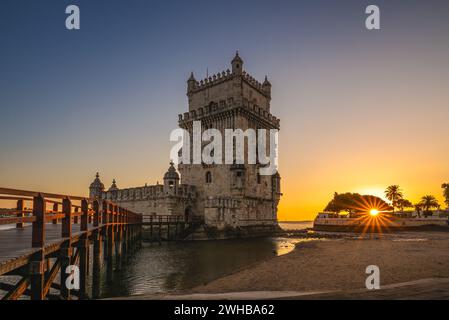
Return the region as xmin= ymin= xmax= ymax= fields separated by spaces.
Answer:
xmin=183 ymin=231 xmax=449 ymax=297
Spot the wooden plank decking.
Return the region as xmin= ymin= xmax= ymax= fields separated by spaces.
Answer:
xmin=0 ymin=187 xmax=143 ymax=299
xmin=0 ymin=224 xmax=94 ymax=272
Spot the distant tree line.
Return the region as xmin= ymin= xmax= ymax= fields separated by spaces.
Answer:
xmin=324 ymin=183 xmax=449 ymax=217
xmin=324 ymin=192 xmax=391 ymax=214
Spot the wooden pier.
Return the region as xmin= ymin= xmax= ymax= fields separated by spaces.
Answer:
xmin=141 ymin=215 xmax=192 ymax=242
xmin=0 ymin=187 xmax=142 ymax=300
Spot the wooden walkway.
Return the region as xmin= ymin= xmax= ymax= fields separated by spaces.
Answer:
xmin=0 ymin=187 xmax=142 ymax=300
xmin=0 ymin=223 xmax=94 ymax=274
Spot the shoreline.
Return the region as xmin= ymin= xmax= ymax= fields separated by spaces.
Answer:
xmin=111 ymin=277 xmax=449 ymax=300
xmin=128 ymin=229 xmax=449 ymax=300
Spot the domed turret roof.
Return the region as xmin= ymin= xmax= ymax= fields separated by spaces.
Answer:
xmin=164 ymin=161 xmax=179 ymax=180
xmin=90 ymin=172 xmax=105 ymax=190
xmin=263 ymin=75 xmax=271 ymax=86
xmin=108 ymin=179 xmax=118 ymax=191
xmin=188 ymin=72 xmax=196 ymax=81
xmin=232 ymin=51 xmax=243 ymax=64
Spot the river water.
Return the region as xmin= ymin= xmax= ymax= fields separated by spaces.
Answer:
xmin=0 ymin=221 xmax=313 ymax=299
xmin=94 ymin=222 xmax=312 ymax=298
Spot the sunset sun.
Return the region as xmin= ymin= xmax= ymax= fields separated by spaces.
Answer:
xmin=369 ymin=209 xmax=379 ymax=216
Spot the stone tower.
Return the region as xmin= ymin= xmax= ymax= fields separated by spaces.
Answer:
xmin=178 ymin=52 xmax=281 ymax=231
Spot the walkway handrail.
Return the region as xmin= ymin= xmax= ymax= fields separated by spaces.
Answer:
xmin=0 ymin=187 xmax=86 ymax=201
xmin=0 ymin=186 xmax=143 ymax=300
xmin=0 ymin=187 xmax=142 ymax=227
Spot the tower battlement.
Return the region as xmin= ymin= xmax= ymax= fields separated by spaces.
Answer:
xmin=186 ymin=52 xmax=272 ymax=114
xmin=189 ymin=70 xmax=269 ymax=98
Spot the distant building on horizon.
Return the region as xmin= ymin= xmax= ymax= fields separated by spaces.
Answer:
xmin=89 ymin=52 xmax=282 ymax=238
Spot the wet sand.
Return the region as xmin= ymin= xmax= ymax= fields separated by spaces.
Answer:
xmin=185 ymin=231 xmax=449 ymax=297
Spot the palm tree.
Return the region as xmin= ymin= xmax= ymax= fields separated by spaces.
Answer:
xmin=419 ymin=195 xmax=440 ymax=217
xmin=414 ymin=204 xmax=422 ymax=218
xmin=396 ymin=199 xmax=413 ymax=212
xmin=385 ymin=185 xmax=403 ymax=212
xmin=442 ymin=183 xmax=449 ymax=209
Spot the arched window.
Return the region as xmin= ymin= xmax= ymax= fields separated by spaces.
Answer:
xmin=205 ymin=171 xmax=212 ymax=184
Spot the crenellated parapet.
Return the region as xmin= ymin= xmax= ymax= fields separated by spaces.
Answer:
xmin=187 ymin=69 xmax=270 ymax=98
xmin=103 ymin=183 xmax=197 ymax=201
xmin=241 ymin=71 xmax=267 ymax=94
xmin=178 ymin=99 xmax=280 ymax=129
xmin=189 ymin=69 xmax=233 ymax=93
xmin=187 ymin=52 xmax=272 ymax=102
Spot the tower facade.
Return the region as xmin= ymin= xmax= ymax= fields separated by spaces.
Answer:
xmin=178 ymin=52 xmax=281 ymax=231
xmin=88 ymin=53 xmax=281 ymax=238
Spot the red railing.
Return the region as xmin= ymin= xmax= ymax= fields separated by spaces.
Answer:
xmin=0 ymin=187 xmax=143 ymax=300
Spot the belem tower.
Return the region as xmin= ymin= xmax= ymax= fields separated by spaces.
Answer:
xmin=89 ymin=52 xmax=282 ymax=239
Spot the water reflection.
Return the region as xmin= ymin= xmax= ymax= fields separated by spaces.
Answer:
xmin=95 ymin=237 xmax=305 ymax=298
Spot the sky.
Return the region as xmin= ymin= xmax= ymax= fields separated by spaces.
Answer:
xmin=0 ymin=0 xmax=448 ymax=220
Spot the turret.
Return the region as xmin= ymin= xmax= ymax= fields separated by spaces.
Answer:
xmin=231 ymin=51 xmax=243 ymax=75
xmin=89 ymin=172 xmax=105 ymax=199
xmin=187 ymin=72 xmax=197 ymax=94
xmin=163 ymin=161 xmax=180 ymax=195
xmin=263 ymin=75 xmax=272 ymax=98
xmin=108 ymin=179 xmax=118 ymax=191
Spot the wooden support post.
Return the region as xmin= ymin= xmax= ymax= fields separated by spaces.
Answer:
xmin=78 ymin=199 xmax=89 ymax=298
xmin=52 ymin=203 xmax=58 ymax=224
xmin=122 ymin=210 xmax=128 ymax=257
xmin=94 ymin=200 xmax=100 ymax=228
xmin=106 ymin=203 xmax=114 ymax=283
xmin=60 ymin=197 xmax=72 ymax=300
xmin=30 ymin=194 xmax=45 ymax=300
xmin=102 ymin=201 xmax=109 ymax=260
xmin=45 ymin=258 xmax=51 ymax=277
xmin=62 ymin=198 xmax=72 ymax=238
xmin=32 ymin=195 xmax=45 ymax=248
xmin=30 ymin=251 xmax=45 ymax=300
xmin=16 ymin=199 xmax=24 ymax=228
xmin=92 ymin=200 xmax=102 ymax=299
xmin=80 ymin=199 xmax=88 ymax=231
xmin=114 ymin=206 xmax=122 ymax=270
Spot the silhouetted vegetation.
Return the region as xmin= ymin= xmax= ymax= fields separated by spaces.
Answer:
xmin=384 ymin=185 xmax=403 ymax=212
xmin=323 ymin=184 xmax=448 ymax=217
xmin=442 ymin=183 xmax=449 ymax=208
xmin=324 ymin=192 xmax=392 ymax=214
xmin=396 ymin=199 xmax=413 ymax=212
xmin=419 ymin=195 xmax=440 ymax=217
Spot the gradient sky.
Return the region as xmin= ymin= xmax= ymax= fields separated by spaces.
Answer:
xmin=1 ymin=0 xmax=448 ymax=220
